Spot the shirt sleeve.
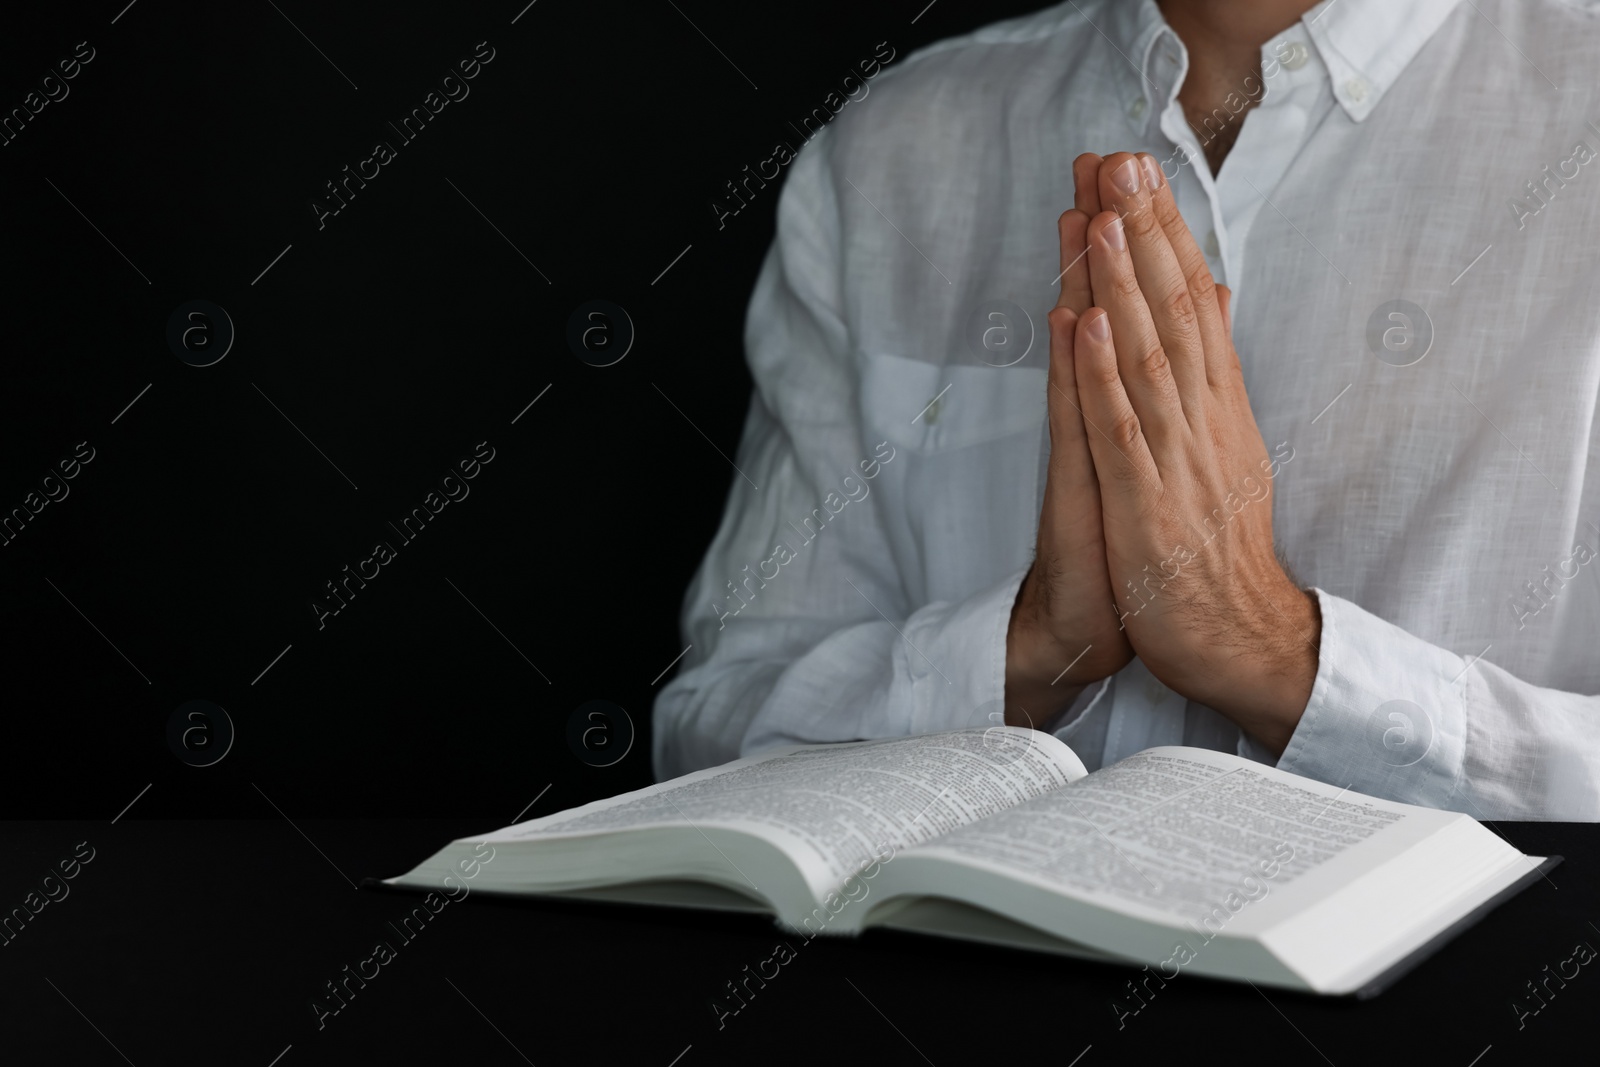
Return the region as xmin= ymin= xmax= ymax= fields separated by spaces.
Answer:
xmin=1276 ymin=587 xmax=1600 ymax=820
xmin=650 ymin=127 xmax=1030 ymax=781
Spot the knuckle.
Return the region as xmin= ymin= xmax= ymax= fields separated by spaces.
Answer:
xmin=1186 ymin=261 xmax=1219 ymax=304
xmin=1112 ymin=267 xmax=1143 ymax=301
xmin=1208 ymin=418 xmax=1236 ymax=456
xmin=1123 ymin=206 xmax=1161 ymax=239
xmin=1090 ymin=357 xmax=1123 ymax=389
xmin=1112 ymin=410 xmax=1143 ymax=449
xmin=1158 ymin=285 xmax=1199 ymax=333
xmin=1137 ymin=342 xmax=1170 ymax=378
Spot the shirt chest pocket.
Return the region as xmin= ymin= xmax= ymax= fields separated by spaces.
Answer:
xmin=858 ymin=350 xmax=1047 ymax=455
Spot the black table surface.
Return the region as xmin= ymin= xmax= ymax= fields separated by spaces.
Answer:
xmin=1 ymin=819 xmax=1593 ymax=1066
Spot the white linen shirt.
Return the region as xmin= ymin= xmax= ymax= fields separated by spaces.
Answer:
xmin=652 ymin=0 xmax=1600 ymax=820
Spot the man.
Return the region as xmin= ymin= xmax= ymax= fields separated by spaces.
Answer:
xmin=654 ymin=0 xmax=1600 ymax=820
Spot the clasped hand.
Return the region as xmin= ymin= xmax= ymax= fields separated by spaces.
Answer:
xmin=1004 ymin=151 xmax=1320 ymax=754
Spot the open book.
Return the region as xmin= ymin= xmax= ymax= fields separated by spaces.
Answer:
xmin=383 ymin=728 xmax=1554 ymax=996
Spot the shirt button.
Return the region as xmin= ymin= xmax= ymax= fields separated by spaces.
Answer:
xmin=924 ymin=396 xmax=941 ymax=424
xmin=1343 ymin=77 xmax=1370 ymax=103
xmin=1204 ymin=230 xmax=1220 ymax=257
xmin=1279 ymin=40 xmax=1310 ymax=70
xmin=1129 ymin=96 xmax=1147 ymax=121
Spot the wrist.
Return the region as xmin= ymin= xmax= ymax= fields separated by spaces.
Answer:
xmin=1201 ymin=583 xmax=1321 ymax=754
xmin=1004 ymin=578 xmax=1087 ymax=727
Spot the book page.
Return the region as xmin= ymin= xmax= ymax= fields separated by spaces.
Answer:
xmin=495 ymin=727 xmax=1086 ymax=891
xmin=900 ymin=747 xmax=1427 ymax=930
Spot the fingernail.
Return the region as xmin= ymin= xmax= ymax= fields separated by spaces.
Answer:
xmin=1086 ymin=312 xmax=1110 ymax=342
xmin=1139 ymin=155 xmax=1161 ymax=190
xmin=1103 ymin=216 xmax=1126 ymax=252
xmin=1111 ymin=159 xmax=1140 ymax=196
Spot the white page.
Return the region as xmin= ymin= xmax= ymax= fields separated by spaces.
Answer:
xmin=900 ymin=747 xmax=1448 ymax=934
xmin=492 ymin=727 xmax=1086 ymax=894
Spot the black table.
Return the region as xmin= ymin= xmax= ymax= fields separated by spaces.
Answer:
xmin=2 ymin=820 xmax=1592 ymax=1065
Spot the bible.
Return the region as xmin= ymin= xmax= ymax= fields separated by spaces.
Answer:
xmin=382 ymin=728 xmax=1554 ymax=996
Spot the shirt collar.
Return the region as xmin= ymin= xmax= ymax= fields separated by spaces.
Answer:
xmin=1303 ymin=0 xmax=1466 ymax=121
xmin=1101 ymin=0 xmax=1181 ymax=137
xmin=1094 ymin=0 xmax=1466 ymax=128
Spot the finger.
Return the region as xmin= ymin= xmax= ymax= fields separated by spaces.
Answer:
xmin=1073 ymin=153 xmax=1103 ymax=217
xmin=1045 ymin=307 xmax=1111 ymax=550
xmin=1086 ymin=204 xmax=1186 ymax=460
xmin=1044 ymin=306 xmax=1098 ymax=505
xmin=1141 ymin=151 xmax=1232 ymax=389
xmin=1055 ymin=209 xmax=1093 ymax=314
xmin=1097 ymin=152 xmax=1207 ymax=417
xmin=1218 ymin=283 xmax=1233 ymax=336
xmin=1073 ymin=308 xmax=1159 ymax=497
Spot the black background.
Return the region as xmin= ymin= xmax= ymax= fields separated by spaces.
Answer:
xmin=0 ymin=0 xmax=1040 ymax=820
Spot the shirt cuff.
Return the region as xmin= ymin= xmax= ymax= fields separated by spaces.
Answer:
xmin=902 ymin=564 xmax=1032 ymax=736
xmin=1048 ymin=674 xmax=1112 ymax=735
xmin=1275 ymin=587 xmax=1466 ymax=807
